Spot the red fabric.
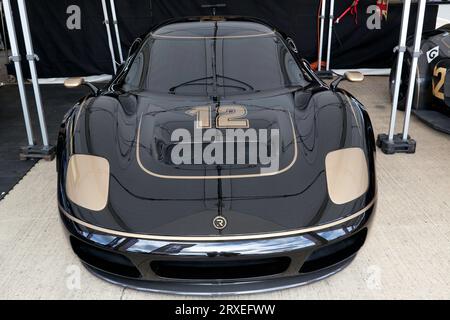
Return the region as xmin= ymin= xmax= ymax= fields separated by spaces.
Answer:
xmin=336 ymin=0 xmax=360 ymax=24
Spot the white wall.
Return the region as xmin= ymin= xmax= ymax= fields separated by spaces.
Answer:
xmin=437 ymin=5 xmax=450 ymax=27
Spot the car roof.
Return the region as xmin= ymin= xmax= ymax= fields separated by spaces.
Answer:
xmin=151 ymin=20 xmax=275 ymax=39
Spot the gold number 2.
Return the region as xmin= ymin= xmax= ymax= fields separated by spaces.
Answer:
xmin=187 ymin=105 xmax=249 ymax=129
xmin=216 ymin=105 xmax=249 ymax=128
xmin=432 ymin=66 xmax=446 ymax=101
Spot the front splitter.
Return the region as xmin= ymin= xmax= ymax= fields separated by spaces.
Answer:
xmin=82 ymin=254 xmax=356 ymax=296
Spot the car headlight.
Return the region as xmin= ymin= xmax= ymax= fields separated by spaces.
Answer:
xmin=325 ymin=147 xmax=369 ymax=204
xmin=66 ymin=154 xmax=110 ymax=211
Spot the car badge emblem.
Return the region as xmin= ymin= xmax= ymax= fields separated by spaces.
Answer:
xmin=426 ymin=45 xmax=439 ymax=63
xmin=213 ymin=216 xmax=227 ymax=230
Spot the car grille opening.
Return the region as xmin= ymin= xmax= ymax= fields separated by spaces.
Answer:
xmin=70 ymin=237 xmax=141 ymax=279
xmin=299 ymin=228 xmax=367 ymax=274
xmin=151 ymin=257 xmax=291 ymax=280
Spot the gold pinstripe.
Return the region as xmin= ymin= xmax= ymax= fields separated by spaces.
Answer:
xmin=59 ymin=196 xmax=376 ymax=242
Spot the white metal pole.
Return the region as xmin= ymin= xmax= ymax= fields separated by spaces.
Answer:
xmin=317 ymin=0 xmax=327 ymax=71
xmin=101 ymin=0 xmax=117 ymax=73
xmin=17 ymin=0 xmax=49 ymax=146
xmin=402 ymin=0 xmax=426 ymax=141
xmin=387 ymin=0 xmax=412 ymax=141
xmin=326 ymin=0 xmax=334 ymax=71
xmin=109 ymin=0 xmax=124 ymax=63
xmin=2 ymin=0 xmax=34 ymax=145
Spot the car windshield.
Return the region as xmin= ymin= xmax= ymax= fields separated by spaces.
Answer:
xmin=121 ymin=33 xmax=311 ymax=97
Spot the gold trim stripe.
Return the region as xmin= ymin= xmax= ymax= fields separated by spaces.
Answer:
xmin=136 ymin=112 xmax=298 ymax=179
xmin=59 ymin=196 xmax=375 ymax=242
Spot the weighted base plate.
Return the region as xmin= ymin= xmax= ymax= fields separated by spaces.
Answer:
xmin=376 ymin=133 xmax=416 ymax=155
xmin=19 ymin=145 xmax=56 ymax=161
xmin=316 ymin=70 xmax=334 ymax=79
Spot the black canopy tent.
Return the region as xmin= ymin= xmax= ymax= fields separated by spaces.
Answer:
xmin=5 ymin=0 xmax=438 ymax=78
xmin=0 ymin=0 xmax=443 ymax=161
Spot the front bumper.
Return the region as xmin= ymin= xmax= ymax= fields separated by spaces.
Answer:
xmin=59 ymin=203 xmax=374 ymax=295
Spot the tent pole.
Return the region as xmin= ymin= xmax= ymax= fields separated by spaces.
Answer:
xmin=402 ymin=0 xmax=426 ymax=141
xmin=1 ymin=3 xmax=8 ymax=54
xmin=101 ymin=0 xmax=117 ymax=73
xmin=109 ymin=0 xmax=124 ymax=63
xmin=317 ymin=0 xmax=326 ymax=72
xmin=325 ymin=0 xmax=334 ymax=71
xmin=376 ymin=0 xmax=416 ymax=154
xmin=2 ymin=0 xmax=34 ymax=146
xmin=17 ymin=0 xmax=48 ymax=147
xmin=387 ymin=0 xmax=412 ymax=141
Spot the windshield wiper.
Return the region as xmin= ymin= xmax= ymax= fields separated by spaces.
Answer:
xmin=168 ymin=75 xmax=254 ymax=94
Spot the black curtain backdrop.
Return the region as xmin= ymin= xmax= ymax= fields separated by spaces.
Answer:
xmin=6 ymin=0 xmax=438 ymax=78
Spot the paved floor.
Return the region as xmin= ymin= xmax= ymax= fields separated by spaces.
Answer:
xmin=0 ymin=50 xmax=10 ymax=83
xmin=0 ymin=76 xmax=450 ymax=299
xmin=0 ymin=84 xmax=89 ymax=199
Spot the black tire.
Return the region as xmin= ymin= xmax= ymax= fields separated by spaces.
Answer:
xmin=389 ymin=49 xmax=432 ymax=112
xmin=389 ymin=52 xmax=409 ymax=111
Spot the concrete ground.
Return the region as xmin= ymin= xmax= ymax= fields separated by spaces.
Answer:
xmin=0 ymin=50 xmax=8 ymax=83
xmin=0 ymin=76 xmax=450 ymax=299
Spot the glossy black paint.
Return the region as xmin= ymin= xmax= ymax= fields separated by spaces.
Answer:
xmin=60 ymin=203 xmax=373 ymax=294
xmin=57 ymin=17 xmax=377 ymax=292
xmin=58 ymin=90 xmax=375 ymax=235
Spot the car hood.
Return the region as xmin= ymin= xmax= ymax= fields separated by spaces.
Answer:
xmin=62 ymin=88 xmax=376 ymax=237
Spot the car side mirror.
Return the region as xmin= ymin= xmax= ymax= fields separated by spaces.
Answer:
xmin=330 ymin=71 xmax=364 ymax=91
xmin=64 ymin=77 xmax=99 ymax=95
xmin=345 ymin=71 xmax=364 ymax=82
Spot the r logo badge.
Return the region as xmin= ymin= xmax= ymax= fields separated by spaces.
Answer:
xmin=213 ymin=216 xmax=227 ymax=230
xmin=427 ymin=46 xmax=439 ymax=63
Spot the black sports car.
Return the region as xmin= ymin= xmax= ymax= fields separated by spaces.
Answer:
xmin=57 ymin=17 xmax=377 ymax=295
xmin=390 ymin=23 xmax=450 ymax=134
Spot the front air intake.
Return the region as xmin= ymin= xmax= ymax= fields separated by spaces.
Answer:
xmin=299 ymin=228 xmax=367 ymax=274
xmin=151 ymin=257 xmax=291 ymax=280
xmin=70 ymin=237 xmax=141 ymax=278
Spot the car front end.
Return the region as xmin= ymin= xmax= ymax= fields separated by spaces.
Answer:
xmin=57 ymin=17 xmax=377 ymax=295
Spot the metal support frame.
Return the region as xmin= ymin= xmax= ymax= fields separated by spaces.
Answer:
xmin=17 ymin=0 xmax=48 ymax=147
xmin=317 ymin=0 xmax=326 ymax=72
xmin=376 ymin=0 xmax=425 ymax=154
xmin=109 ymin=0 xmax=124 ymax=63
xmin=402 ymin=0 xmax=427 ymax=140
xmin=2 ymin=0 xmax=55 ymax=160
xmin=317 ymin=0 xmax=334 ymax=79
xmin=325 ymin=0 xmax=335 ymax=71
xmin=2 ymin=0 xmax=122 ymax=160
xmin=2 ymin=0 xmax=34 ymax=145
xmin=1 ymin=2 xmax=8 ymax=54
xmin=101 ymin=0 xmax=117 ymax=73
xmin=387 ymin=0 xmax=412 ymax=141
